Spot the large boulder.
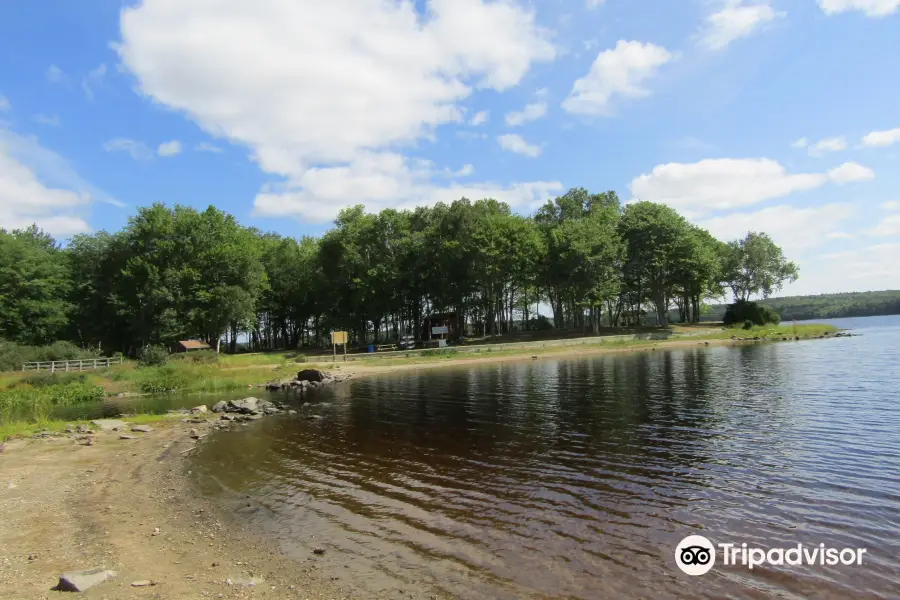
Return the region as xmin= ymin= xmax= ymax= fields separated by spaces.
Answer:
xmin=211 ymin=401 xmax=228 ymax=413
xmin=296 ymin=369 xmax=326 ymax=383
xmin=55 ymin=567 xmax=116 ymax=592
xmin=228 ymin=397 xmax=260 ymax=415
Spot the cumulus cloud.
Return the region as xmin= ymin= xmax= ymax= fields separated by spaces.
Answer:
xmin=697 ymin=203 xmax=855 ymax=253
xmin=0 ymin=129 xmax=111 ymax=236
xmin=0 ymin=94 xmax=10 ymax=112
xmin=791 ymin=137 xmax=809 ymax=149
xmin=806 ymin=136 xmax=847 ymax=156
xmin=562 ymin=40 xmax=673 ymax=116
xmin=861 ymin=127 xmax=900 ymax=148
xmin=116 ymin=0 xmax=558 ymax=222
xmin=868 ymin=214 xmax=900 ymax=236
xmin=469 ymin=110 xmax=490 ymax=126
xmin=497 ymin=133 xmax=542 ymax=157
xmin=881 ymin=200 xmax=900 ymax=210
xmin=629 ymin=158 xmax=875 ymax=214
xmin=698 ymin=0 xmax=783 ymax=51
xmin=505 ymin=102 xmax=548 ymax=126
xmin=157 ymin=140 xmax=182 ymax=157
xmin=818 ymin=0 xmax=900 ymax=17
xmin=103 ymin=138 xmax=153 ymax=161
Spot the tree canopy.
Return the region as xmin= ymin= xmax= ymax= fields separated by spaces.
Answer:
xmin=0 ymin=192 xmax=801 ymax=354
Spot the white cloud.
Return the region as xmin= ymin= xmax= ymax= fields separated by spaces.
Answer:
xmin=469 ymin=110 xmax=490 ymax=126
xmin=453 ymin=163 xmax=475 ymax=177
xmin=562 ymin=40 xmax=673 ymax=116
xmin=791 ymin=137 xmax=809 ymax=149
xmin=103 ymin=138 xmax=153 ymax=161
xmin=630 ymin=158 xmax=875 ymax=214
xmin=825 ymin=231 xmax=854 ymax=239
xmin=882 ymin=200 xmax=900 ymax=210
xmin=46 ymin=65 xmax=65 ymax=84
xmin=82 ymin=64 xmax=107 ymax=100
xmin=157 ymin=140 xmax=182 ymax=157
xmin=807 ymin=136 xmax=847 ymax=156
xmin=505 ymin=101 xmax=548 ymax=126
xmin=818 ymin=0 xmax=900 ymax=17
xmin=861 ymin=127 xmax=900 ymax=148
xmin=868 ymin=214 xmax=900 ymax=236
xmin=117 ymin=0 xmax=557 ymax=222
xmin=33 ymin=114 xmax=61 ymax=127
xmin=497 ymin=133 xmax=542 ymax=157
xmin=828 ymin=161 xmax=875 ymax=182
xmin=0 ymin=95 xmax=10 ymax=112
xmin=698 ymin=0 xmax=783 ymax=51
xmin=194 ymin=142 xmax=223 ymax=153
xmin=457 ymin=131 xmax=488 ymax=141
xmin=0 ymin=129 xmax=105 ymax=236
xmin=253 ymin=151 xmax=561 ymax=221
xmin=697 ymin=203 xmax=855 ymax=254
xmin=586 ymin=0 xmax=607 ymax=8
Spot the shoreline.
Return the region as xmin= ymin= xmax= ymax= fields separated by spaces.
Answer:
xmin=0 ymin=415 xmax=374 ymax=599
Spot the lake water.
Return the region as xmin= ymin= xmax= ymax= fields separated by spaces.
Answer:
xmin=191 ymin=315 xmax=900 ymax=599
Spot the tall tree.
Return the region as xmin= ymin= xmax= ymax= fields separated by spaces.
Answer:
xmin=724 ymin=232 xmax=799 ymax=301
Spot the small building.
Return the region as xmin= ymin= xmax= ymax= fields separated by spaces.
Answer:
xmin=172 ymin=340 xmax=211 ymax=353
xmin=422 ymin=312 xmax=458 ymax=340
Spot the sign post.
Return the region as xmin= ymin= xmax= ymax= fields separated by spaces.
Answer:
xmin=331 ymin=331 xmax=348 ymax=362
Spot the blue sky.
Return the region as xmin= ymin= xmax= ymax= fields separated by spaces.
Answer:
xmin=1 ymin=0 xmax=899 ymax=296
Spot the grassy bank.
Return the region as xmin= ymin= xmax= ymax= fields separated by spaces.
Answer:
xmin=0 ymin=323 xmax=838 ymax=439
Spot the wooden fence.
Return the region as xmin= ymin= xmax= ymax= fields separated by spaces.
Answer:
xmin=21 ymin=357 xmax=124 ymax=372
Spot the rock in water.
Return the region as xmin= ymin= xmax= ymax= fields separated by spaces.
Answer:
xmin=211 ymin=401 xmax=228 ymax=413
xmin=55 ymin=567 xmax=116 ymax=592
xmin=228 ymin=397 xmax=260 ymax=414
xmin=296 ymin=369 xmax=325 ymax=383
xmin=191 ymin=404 xmax=208 ymax=414
xmin=90 ymin=419 xmax=127 ymax=432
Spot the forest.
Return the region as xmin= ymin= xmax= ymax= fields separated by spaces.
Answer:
xmin=696 ymin=290 xmax=900 ymax=322
xmin=0 ymin=188 xmax=801 ymax=356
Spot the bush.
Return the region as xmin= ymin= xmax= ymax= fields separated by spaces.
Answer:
xmin=743 ymin=319 xmax=754 ymax=330
xmin=136 ymin=365 xmax=188 ymax=393
xmin=138 ymin=345 xmax=169 ymax=367
xmin=170 ymin=350 xmax=219 ymax=365
xmin=724 ymin=300 xmax=781 ymax=327
xmin=0 ymin=339 xmax=101 ymax=372
xmin=421 ymin=348 xmax=458 ymax=357
xmin=294 ymin=355 xmax=308 ymax=363
xmin=17 ymin=372 xmax=89 ymax=388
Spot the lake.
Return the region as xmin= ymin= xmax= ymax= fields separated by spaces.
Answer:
xmin=190 ymin=315 xmax=900 ymax=599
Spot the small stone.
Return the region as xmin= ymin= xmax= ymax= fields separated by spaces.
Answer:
xmin=28 ymin=553 xmax=37 ymax=561
xmin=119 ymin=435 xmax=136 ymax=440
xmin=191 ymin=405 xmax=208 ymax=414
xmin=131 ymin=580 xmax=155 ymax=587
xmin=189 ymin=429 xmax=200 ymax=439
xmin=152 ymin=527 xmax=160 ymax=536
xmin=313 ymin=547 xmax=326 ymax=555
xmin=131 ymin=425 xmax=153 ymax=433
xmin=90 ymin=419 xmax=127 ymax=431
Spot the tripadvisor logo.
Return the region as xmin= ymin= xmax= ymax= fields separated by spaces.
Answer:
xmin=674 ymin=535 xmax=867 ymax=576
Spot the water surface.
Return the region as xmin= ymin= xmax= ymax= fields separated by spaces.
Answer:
xmin=192 ymin=316 xmax=900 ymax=599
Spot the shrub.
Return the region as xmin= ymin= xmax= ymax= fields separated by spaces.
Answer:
xmin=18 ymin=372 xmax=88 ymax=388
xmin=136 ymin=365 xmax=188 ymax=393
xmin=421 ymin=348 xmax=458 ymax=357
xmin=170 ymin=350 xmax=219 ymax=365
xmin=0 ymin=339 xmax=101 ymax=372
xmin=743 ymin=319 xmax=754 ymax=330
xmin=138 ymin=345 xmax=169 ymax=367
xmin=724 ymin=300 xmax=781 ymax=327
xmin=294 ymin=355 xmax=308 ymax=363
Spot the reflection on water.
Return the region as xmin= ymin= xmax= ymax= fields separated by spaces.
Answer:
xmin=192 ymin=316 xmax=900 ymax=599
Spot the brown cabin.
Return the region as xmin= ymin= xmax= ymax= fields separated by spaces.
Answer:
xmin=172 ymin=340 xmax=211 ymax=353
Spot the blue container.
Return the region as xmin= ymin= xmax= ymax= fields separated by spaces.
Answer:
xmin=368 ymin=344 xmax=375 ymax=353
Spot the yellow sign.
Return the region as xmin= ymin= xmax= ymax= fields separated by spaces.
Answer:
xmin=331 ymin=331 xmax=348 ymax=345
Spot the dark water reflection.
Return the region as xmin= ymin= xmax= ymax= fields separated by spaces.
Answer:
xmin=192 ymin=316 xmax=900 ymax=599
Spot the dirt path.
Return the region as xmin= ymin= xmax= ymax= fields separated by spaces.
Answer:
xmin=0 ymin=417 xmax=368 ymax=600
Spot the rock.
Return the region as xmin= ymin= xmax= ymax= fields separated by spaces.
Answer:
xmin=131 ymin=580 xmax=155 ymax=587
xmin=211 ymin=401 xmax=229 ymax=413
xmin=191 ymin=405 xmax=208 ymax=414
xmin=189 ymin=429 xmax=200 ymax=439
xmin=297 ymin=369 xmax=326 ymax=383
xmin=287 ymin=410 xmax=298 ymax=416
xmin=228 ymin=397 xmax=260 ymax=415
xmin=152 ymin=527 xmax=160 ymax=536
xmin=795 ymin=336 xmax=800 ymax=340
xmin=313 ymin=547 xmax=326 ymax=555
xmin=229 ymin=576 xmax=264 ymax=587
xmin=265 ymin=382 xmax=281 ymax=391
xmin=90 ymin=419 xmax=127 ymax=432
xmin=220 ymin=414 xmax=234 ymax=421
xmin=131 ymin=425 xmax=153 ymax=433
xmin=65 ymin=424 xmax=75 ymax=433
xmin=55 ymin=567 xmax=116 ymax=592
xmin=28 ymin=553 xmax=38 ymax=561
xmin=119 ymin=435 xmax=136 ymax=440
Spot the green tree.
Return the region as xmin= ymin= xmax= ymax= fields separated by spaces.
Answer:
xmin=724 ymin=232 xmax=799 ymax=301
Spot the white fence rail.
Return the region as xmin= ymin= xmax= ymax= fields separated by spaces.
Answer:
xmin=21 ymin=357 xmax=124 ymax=372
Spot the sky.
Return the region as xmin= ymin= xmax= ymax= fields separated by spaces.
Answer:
xmin=1 ymin=0 xmax=899 ymax=297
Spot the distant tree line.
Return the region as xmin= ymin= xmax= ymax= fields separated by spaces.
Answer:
xmin=0 ymin=189 xmax=800 ymax=355
xmin=693 ymin=291 xmax=900 ymax=323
